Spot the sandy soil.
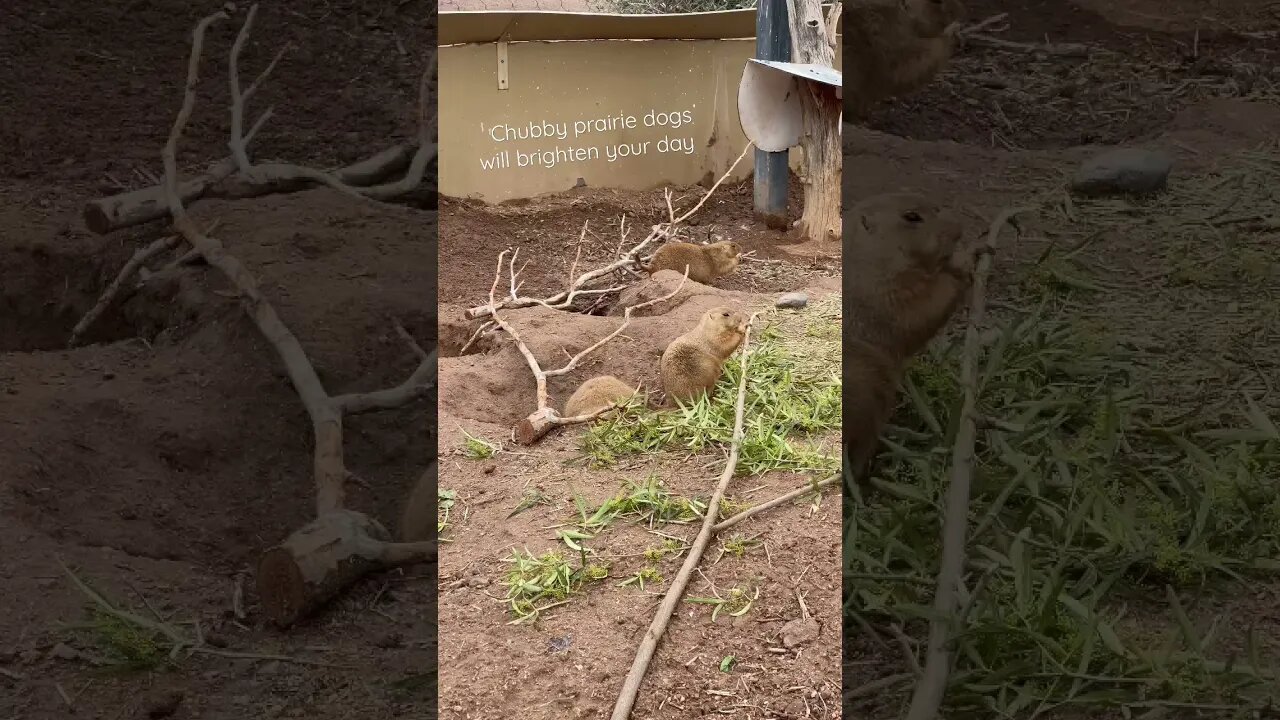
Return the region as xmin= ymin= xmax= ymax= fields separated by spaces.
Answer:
xmin=1 ymin=2 xmax=437 ymax=719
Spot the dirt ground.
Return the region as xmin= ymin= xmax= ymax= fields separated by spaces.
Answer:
xmin=435 ymin=175 xmax=843 ymax=718
xmin=1 ymin=2 xmax=436 ymax=719
xmin=849 ymin=0 xmax=1280 ymax=717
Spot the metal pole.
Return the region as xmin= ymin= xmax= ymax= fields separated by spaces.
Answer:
xmin=753 ymin=0 xmax=791 ymax=228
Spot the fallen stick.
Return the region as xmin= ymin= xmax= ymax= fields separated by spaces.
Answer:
xmin=82 ymin=141 xmax=414 ymax=235
xmin=963 ymin=33 xmax=1104 ymax=58
xmin=69 ymin=218 xmax=227 ymax=347
xmin=68 ymin=234 xmax=179 ymax=347
xmin=712 ymin=474 xmax=838 ymax=534
xmin=159 ymin=9 xmax=436 ymax=627
xmin=610 ymin=312 xmax=762 ymax=720
xmin=903 ymin=207 xmax=1029 ymax=720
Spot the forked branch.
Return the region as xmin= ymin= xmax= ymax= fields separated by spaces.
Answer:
xmin=464 ymin=142 xmax=752 ymax=320
xmin=159 ymin=9 xmax=436 ymax=627
xmin=83 ymin=3 xmax=435 ymax=235
xmin=483 ymin=247 xmax=689 ymax=445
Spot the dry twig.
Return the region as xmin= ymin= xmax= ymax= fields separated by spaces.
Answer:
xmin=610 ymin=312 xmax=763 ymax=720
xmin=904 ymin=207 xmax=1029 ymax=720
xmin=711 ymin=474 xmax=838 ymax=533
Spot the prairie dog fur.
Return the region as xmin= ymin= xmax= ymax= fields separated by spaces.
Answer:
xmin=844 ymin=193 xmax=976 ymax=479
xmin=843 ymin=0 xmax=966 ymax=115
xmin=642 ymin=241 xmax=741 ymax=285
xmin=563 ymin=375 xmax=639 ymax=417
xmin=660 ymin=306 xmax=748 ymax=404
xmin=399 ymin=461 xmax=438 ymax=543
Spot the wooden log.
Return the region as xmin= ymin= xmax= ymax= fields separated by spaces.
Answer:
xmin=256 ymin=509 xmax=393 ymax=626
xmin=514 ymin=407 xmax=560 ymax=446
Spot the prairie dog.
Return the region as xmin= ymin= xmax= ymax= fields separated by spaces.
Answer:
xmin=563 ymin=375 xmax=639 ymax=417
xmin=642 ymin=241 xmax=741 ymax=285
xmin=843 ymin=0 xmax=966 ymax=115
xmin=399 ymin=461 xmax=438 ymax=543
xmin=844 ymin=193 xmax=976 ymax=480
xmin=660 ymin=306 xmax=748 ymax=404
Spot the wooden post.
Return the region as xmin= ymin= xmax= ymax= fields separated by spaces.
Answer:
xmin=787 ymin=0 xmax=841 ymax=241
xmin=753 ymin=0 xmax=791 ymax=230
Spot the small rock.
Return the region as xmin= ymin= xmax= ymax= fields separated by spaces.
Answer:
xmin=1071 ymin=148 xmax=1173 ymax=197
xmin=780 ymin=618 xmax=820 ymax=648
xmin=143 ymin=690 xmax=184 ymax=719
xmin=49 ymin=643 xmax=80 ymax=661
xmin=482 ymin=464 xmax=497 ymax=475
xmin=775 ymin=292 xmax=809 ymax=310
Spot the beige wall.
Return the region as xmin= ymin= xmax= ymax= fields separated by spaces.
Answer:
xmin=439 ymin=38 xmax=841 ymax=202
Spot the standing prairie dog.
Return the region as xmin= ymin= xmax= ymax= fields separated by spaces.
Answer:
xmin=844 ymin=0 xmax=966 ymax=115
xmin=641 ymin=241 xmax=741 ymax=285
xmin=660 ymin=306 xmax=749 ymax=404
xmin=399 ymin=460 xmax=438 ymax=543
xmin=844 ymin=193 xmax=977 ymax=482
xmin=563 ymin=375 xmax=639 ymax=417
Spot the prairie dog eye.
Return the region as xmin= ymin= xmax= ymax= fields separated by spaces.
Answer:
xmin=902 ymin=211 xmax=924 ymax=223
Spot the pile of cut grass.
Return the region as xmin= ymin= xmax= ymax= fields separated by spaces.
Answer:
xmin=581 ymin=306 xmax=841 ymax=476
xmin=848 ymin=298 xmax=1280 ymax=716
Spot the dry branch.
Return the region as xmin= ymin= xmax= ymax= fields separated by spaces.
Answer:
xmin=463 ymin=142 xmax=752 ymax=321
xmin=484 ymin=249 xmax=689 ymax=445
xmin=963 ymin=32 xmax=1103 ymax=58
xmin=69 ymin=218 xmax=226 ymax=347
xmin=158 ymin=9 xmax=435 ymax=628
xmin=82 ymin=2 xmax=433 ymax=236
xmin=904 ymin=207 xmax=1029 ymax=720
xmin=68 ymin=235 xmax=177 ymax=346
xmin=712 ymin=474 xmax=838 ymax=534
xmin=610 ymin=313 xmax=762 ymax=720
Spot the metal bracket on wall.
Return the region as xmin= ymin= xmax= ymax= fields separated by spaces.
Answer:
xmin=497 ymin=39 xmax=509 ymax=90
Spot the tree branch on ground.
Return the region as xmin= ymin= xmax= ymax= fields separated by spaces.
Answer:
xmin=82 ymin=2 xmax=435 ymax=235
xmin=156 ymin=9 xmax=436 ymax=628
xmin=712 ymin=473 xmax=838 ymax=533
xmin=463 ymin=142 xmax=752 ymax=321
xmin=903 ymin=207 xmax=1029 ymax=720
xmin=484 ymin=248 xmax=690 ymax=445
xmin=958 ymin=13 xmax=1106 ymax=57
xmin=610 ymin=312 xmax=763 ymax=720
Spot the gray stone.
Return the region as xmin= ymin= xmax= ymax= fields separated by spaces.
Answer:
xmin=1071 ymin=148 xmax=1173 ymax=196
xmin=775 ymin=292 xmax=809 ymax=309
xmin=780 ymin=618 xmax=820 ymax=648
